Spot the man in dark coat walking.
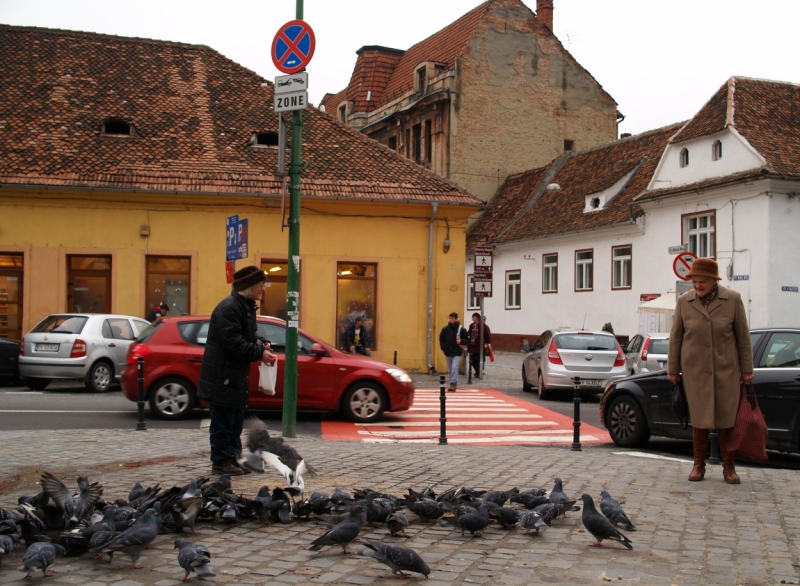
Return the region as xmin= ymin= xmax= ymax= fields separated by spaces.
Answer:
xmin=198 ymin=266 xmax=276 ymax=476
xmin=439 ymin=311 xmax=468 ymax=391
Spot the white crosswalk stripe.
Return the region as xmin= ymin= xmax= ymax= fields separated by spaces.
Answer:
xmin=355 ymin=387 xmax=609 ymax=446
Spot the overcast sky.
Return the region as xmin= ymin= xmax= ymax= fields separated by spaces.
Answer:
xmin=2 ymin=0 xmax=799 ymax=136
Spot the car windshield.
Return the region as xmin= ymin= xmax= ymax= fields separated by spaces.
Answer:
xmin=649 ymin=339 xmax=669 ymax=354
xmin=555 ymin=333 xmax=616 ymax=351
xmin=32 ymin=315 xmax=88 ymax=335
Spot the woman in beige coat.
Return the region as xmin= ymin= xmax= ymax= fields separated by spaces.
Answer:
xmin=667 ymin=258 xmax=753 ymax=484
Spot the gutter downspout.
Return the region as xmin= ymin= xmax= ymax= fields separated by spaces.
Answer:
xmin=427 ymin=202 xmax=439 ymax=373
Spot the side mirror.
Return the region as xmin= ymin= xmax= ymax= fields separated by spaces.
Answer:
xmin=311 ymin=343 xmax=327 ymax=357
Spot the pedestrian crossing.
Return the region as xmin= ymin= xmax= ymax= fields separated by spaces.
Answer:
xmin=321 ymin=387 xmax=612 ymax=446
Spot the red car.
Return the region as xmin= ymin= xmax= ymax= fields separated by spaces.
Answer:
xmin=121 ymin=315 xmax=414 ymax=422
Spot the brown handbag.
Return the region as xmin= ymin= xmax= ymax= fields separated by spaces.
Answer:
xmin=725 ymin=381 xmax=768 ymax=461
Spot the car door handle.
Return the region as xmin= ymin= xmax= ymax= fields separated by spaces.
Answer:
xmin=188 ymin=357 xmax=203 ymax=363
xmin=107 ymin=343 xmax=116 ymax=348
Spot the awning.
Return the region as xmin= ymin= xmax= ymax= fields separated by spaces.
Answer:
xmin=637 ymin=295 xmax=676 ymax=315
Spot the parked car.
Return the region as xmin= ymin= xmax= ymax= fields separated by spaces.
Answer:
xmin=522 ymin=329 xmax=628 ymax=400
xmin=121 ymin=315 xmax=415 ymax=423
xmin=599 ymin=327 xmax=800 ymax=453
xmin=19 ymin=314 xmax=152 ymax=391
xmin=623 ymin=333 xmax=670 ymax=375
xmin=0 ymin=337 xmax=20 ymax=384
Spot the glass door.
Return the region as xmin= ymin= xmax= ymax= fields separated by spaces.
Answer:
xmin=68 ymin=256 xmax=111 ymax=314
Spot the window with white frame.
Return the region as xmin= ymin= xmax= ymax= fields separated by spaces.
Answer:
xmin=543 ymin=253 xmax=558 ymax=293
xmin=575 ymin=250 xmax=593 ymax=291
xmin=684 ymin=212 xmax=716 ymax=258
xmin=467 ymin=274 xmax=479 ymax=310
xmin=505 ymin=271 xmax=521 ymax=309
xmin=679 ymin=147 xmax=689 ymax=168
xmin=712 ymin=140 xmax=722 ymax=161
xmin=612 ymin=245 xmax=632 ymax=289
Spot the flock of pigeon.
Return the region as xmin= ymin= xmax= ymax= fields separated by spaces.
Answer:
xmin=0 ymin=420 xmax=637 ymax=581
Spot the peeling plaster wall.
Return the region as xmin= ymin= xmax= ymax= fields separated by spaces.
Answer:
xmin=450 ymin=0 xmax=617 ymax=202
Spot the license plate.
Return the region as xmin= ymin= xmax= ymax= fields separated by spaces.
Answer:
xmin=582 ymin=379 xmax=603 ymax=387
xmin=35 ymin=343 xmax=59 ymax=352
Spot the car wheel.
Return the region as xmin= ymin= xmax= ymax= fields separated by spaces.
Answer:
xmin=537 ymin=371 xmax=554 ymax=400
xmin=149 ymin=377 xmax=197 ymax=420
xmin=606 ymin=395 xmax=651 ymax=448
xmin=85 ymin=361 xmax=114 ymax=392
xmin=342 ymin=381 xmax=386 ymax=423
xmin=25 ymin=378 xmax=50 ymax=391
xmin=522 ymin=365 xmax=534 ymax=393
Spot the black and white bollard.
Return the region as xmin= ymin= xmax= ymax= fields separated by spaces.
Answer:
xmin=571 ymin=376 xmax=582 ymax=451
xmin=136 ymin=356 xmax=147 ymax=431
xmin=439 ymin=374 xmax=448 ymax=445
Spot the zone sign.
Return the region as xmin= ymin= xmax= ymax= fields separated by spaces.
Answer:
xmin=274 ymin=91 xmax=308 ymax=113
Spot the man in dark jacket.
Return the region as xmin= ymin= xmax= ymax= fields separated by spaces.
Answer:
xmin=344 ymin=316 xmax=372 ymax=356
xmin=145 ymin=302 xmax=169 ymax=322
xmin=439 ymin=311 xmax=468 ymax=391
xmin=198 ymin=265 xmax=276 ymax=476
xmin=467 ymin=312 xmax=491 ymax=379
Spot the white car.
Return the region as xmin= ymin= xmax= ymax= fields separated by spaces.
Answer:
xmin=522 ymin=329 xmax=629 ymax=400
xmin=623 ymin=333 xmax=670 ymax=375
xmin=19 ymin=314 xmax=151 ymax=392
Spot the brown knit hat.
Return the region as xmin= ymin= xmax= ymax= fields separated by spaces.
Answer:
xmin=686 ymin=258 xmax=721 ymax=280
xmin=232 ymin=265 xmax=266 ymax=290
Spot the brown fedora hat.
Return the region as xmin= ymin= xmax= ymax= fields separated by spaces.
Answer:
xmin=686 ymin=258 xmax=721 ymax=280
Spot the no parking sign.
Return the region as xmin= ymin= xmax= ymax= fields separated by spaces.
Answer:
xmin=271 ymin=20 xmax=316 ymax=74
xmin=673 ymin=252 xmax=698 ymax=281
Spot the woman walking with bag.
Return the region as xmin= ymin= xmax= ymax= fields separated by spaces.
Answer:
xmin=667 ymin=258 xmax=754 ymax=484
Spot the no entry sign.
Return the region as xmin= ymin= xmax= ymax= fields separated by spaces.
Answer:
xmin=673 ymin=251 xmax=698 ymax=281
xmin=272 ymin=20 xmax=316 ymax=74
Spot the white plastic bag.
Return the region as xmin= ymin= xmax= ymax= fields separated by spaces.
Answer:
xmin=258 ymin=361 xmax=277 ymax=395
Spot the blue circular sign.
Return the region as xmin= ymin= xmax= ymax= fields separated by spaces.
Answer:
xmin=272 ymin=20 xmax=316 ymax=74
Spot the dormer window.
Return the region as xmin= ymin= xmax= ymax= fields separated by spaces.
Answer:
xmin=339 ymin=103 xmax=347 ymax=122
xmin=248 ymin=132 xmax=279 ymax=147
xmin=712 ymin=140 xmax=722 ymax=161
xmin=584 ymin=194 xmax=604 ymax=212
xmin=102 ymin=118 xmax=132 ymax=136
xmin=417 ymin=67 xmax=427 ymax=94
xmin=679 ymin=147 xmax=689 ymax=168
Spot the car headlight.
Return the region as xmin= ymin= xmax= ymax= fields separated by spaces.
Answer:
xmin=385 ymin=368 xmax=412 ymax=383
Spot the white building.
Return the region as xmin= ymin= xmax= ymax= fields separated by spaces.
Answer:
xmin=466 ymin=77 xmax=800 ymax=351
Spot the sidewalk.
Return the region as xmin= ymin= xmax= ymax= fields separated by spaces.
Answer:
xmin=1 ymin=425 xmax=799 ymax=585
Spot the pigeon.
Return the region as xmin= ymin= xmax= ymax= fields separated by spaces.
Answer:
xmin=599 ymin=490 xmax=636 ymax=531
xmin=39 ymin=472 xmax=103 ymax=528
xmin=407 ymin=499 xmax=445 ymax=523
xmin=331 ymin=487 xmax=353 ymax=509
xmin=509 ymin=491 xmax=549 ymax=509
xmin=579 ymin=494 xmax=633 ymax=550
xmin=359 ymin=539 xmax=430 ymax=578
xmin=453 ymin=504 xmax=490 ymax=536
xmin=309 ymin=492 xmax=332 ymax=515
xmin=548 ymin=477 xmax=569 ymax=505
xmin=533 ymin=501 xmax=575 ymax=526
xmin=20 ymin=542 xmax=66 ymax=579
xmin=483 ymin=488 xmax=519 ymax=506
xmin=308 ymin=505 xmax=364 ymax=553
xmin=484 ymin=502 xmax=519 ymax=529
xmin=245 ymin=418 xmax=317 ymax=477
xmin=519 ymin=510 xmax=548 ymax=535
xmin=260 ymin=450 xmax=311 ymax=495
xmin=386 ymin=512 xmax=410 ymax=537
xmin=88 ymin=523 xmax=121 ymax=562
xmin=0 ymin=532 xmax=19 ymax=566
xmin=175 ymin=537 xmax=216 ymax=582
xmin=128 ymin=482 xmax=146 ymax=503
xmin=99 ymin=508 xmax=160 ymax=567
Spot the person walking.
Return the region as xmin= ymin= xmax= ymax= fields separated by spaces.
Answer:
xmin=467 ymin=312 xmax=491 ymax=379
xmin=345 ymin=316 xmax=372 ymax=356
xmin=439 ymin=312 xmax=468 ymax=391
xmin=198 ymin=266 xmax=276 ymax=476
xmin=667 ymin=258 xmax=753 ymax=484
xmin=146 ymin=302 xmax=169 ymax=322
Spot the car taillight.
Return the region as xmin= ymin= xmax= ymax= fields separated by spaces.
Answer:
xmin=641 ymin=337 xmax=651 ymax=361
xmin=547 ymin=339 xmax=563 ymax=365
xmin=19 ymin=336 xmax=25 ymax=356
xmin=127 ymin=343 xmax=151 ymax=365
xmin=70 ymin=339 xmax=87 ymax=358
xmin=613 ymin=342 xmax=626 ymax=367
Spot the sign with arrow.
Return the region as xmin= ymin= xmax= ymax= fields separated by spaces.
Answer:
xmin=271 ymin=20 xmax=316 ymax=75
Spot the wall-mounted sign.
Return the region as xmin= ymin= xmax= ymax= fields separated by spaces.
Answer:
xmin=733 ymin=275 xmax=750 ymax=281
xmin=782 ymin=286 xmax=799 ymax=292
xmin=668 ymin=245 xmax=686 ymax=255
xmin=474 ymin=276 xmax=493 ymax=297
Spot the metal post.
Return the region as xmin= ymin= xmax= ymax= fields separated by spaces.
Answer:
xmin=136 ymin=357 xmax=146 ymax=431
xmin=478 ymin=297 xmax=485 ymax=380
xmin=438 ymin=375 xmax=448 ymax=445
xmin=282 ymin=0 xmax=304 ymax=439
xmin=467 ymin=348 xmax=472 ymax=384
xmin=708 ymin=429 xmax=721 ymax=464
xmin=571 ymin=376 xmax=581 ymax=451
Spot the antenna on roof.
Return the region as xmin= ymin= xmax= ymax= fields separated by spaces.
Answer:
xmin=581 ymin=313 xmax=587 ymax=330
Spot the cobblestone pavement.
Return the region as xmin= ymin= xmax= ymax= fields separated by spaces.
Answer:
xmin=1 ymin=425 xmax=800 ymax=585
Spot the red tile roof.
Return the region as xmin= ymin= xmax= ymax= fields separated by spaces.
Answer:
xmin=320 ymin=47 xmax=404 ymax=114
xmin=0 ymin=25 xmax=482 ymax=207
xmin=468 ymin=123 xmax=682 ymax=249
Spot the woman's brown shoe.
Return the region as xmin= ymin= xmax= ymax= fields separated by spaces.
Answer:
xmin=688 ymin=428 xmax=709 ymax=481
xmin=717 ymin=428 xmax=740 ymax=484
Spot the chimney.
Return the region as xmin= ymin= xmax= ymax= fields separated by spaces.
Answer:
xmin=537 ymin=0 xmax=554 ymax=30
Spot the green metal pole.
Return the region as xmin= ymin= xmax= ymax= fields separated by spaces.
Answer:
xmin=282 ymin=0 xmax=304 ymax=438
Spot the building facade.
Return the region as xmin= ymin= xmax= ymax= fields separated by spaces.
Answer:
xmin=320 ymin=0 xmax=620 ymax=202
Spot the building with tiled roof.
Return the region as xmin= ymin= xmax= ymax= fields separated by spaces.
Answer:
xmin=320 ymin=0 xmax=620 ymax=202
xmin=0 ymin=24 xmax=483 ymax=374
xmin=464 ymin=77 xmax=800 ymax=352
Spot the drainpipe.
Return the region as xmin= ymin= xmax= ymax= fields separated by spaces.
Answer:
xmin=427 ymin=202 xmax=439 ymax=373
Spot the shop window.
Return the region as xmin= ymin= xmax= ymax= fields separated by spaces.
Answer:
xmin=260 ymin=260 xmax=288 ymax=320
xmin=146 ymin=256 xmax=190 ymax=317
xmin=68 ymin=255 xmax=111 ymax=314
xmin=683 ymin=212 xmax=716 ymax=258
xmin=575 ymin=249 xmax=593 ymax=291
xmin=505 ymin=270 xmax=521 ymax=309
xmin=0 ymin=253 xmax=23 ymax=340
xmin=337 ymin=263 xmax=377 ymax=351
xmin=542 ymin=253 xmax=558 ymax=293
xmin=612 ymin=245 xmax=632 ymax=289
